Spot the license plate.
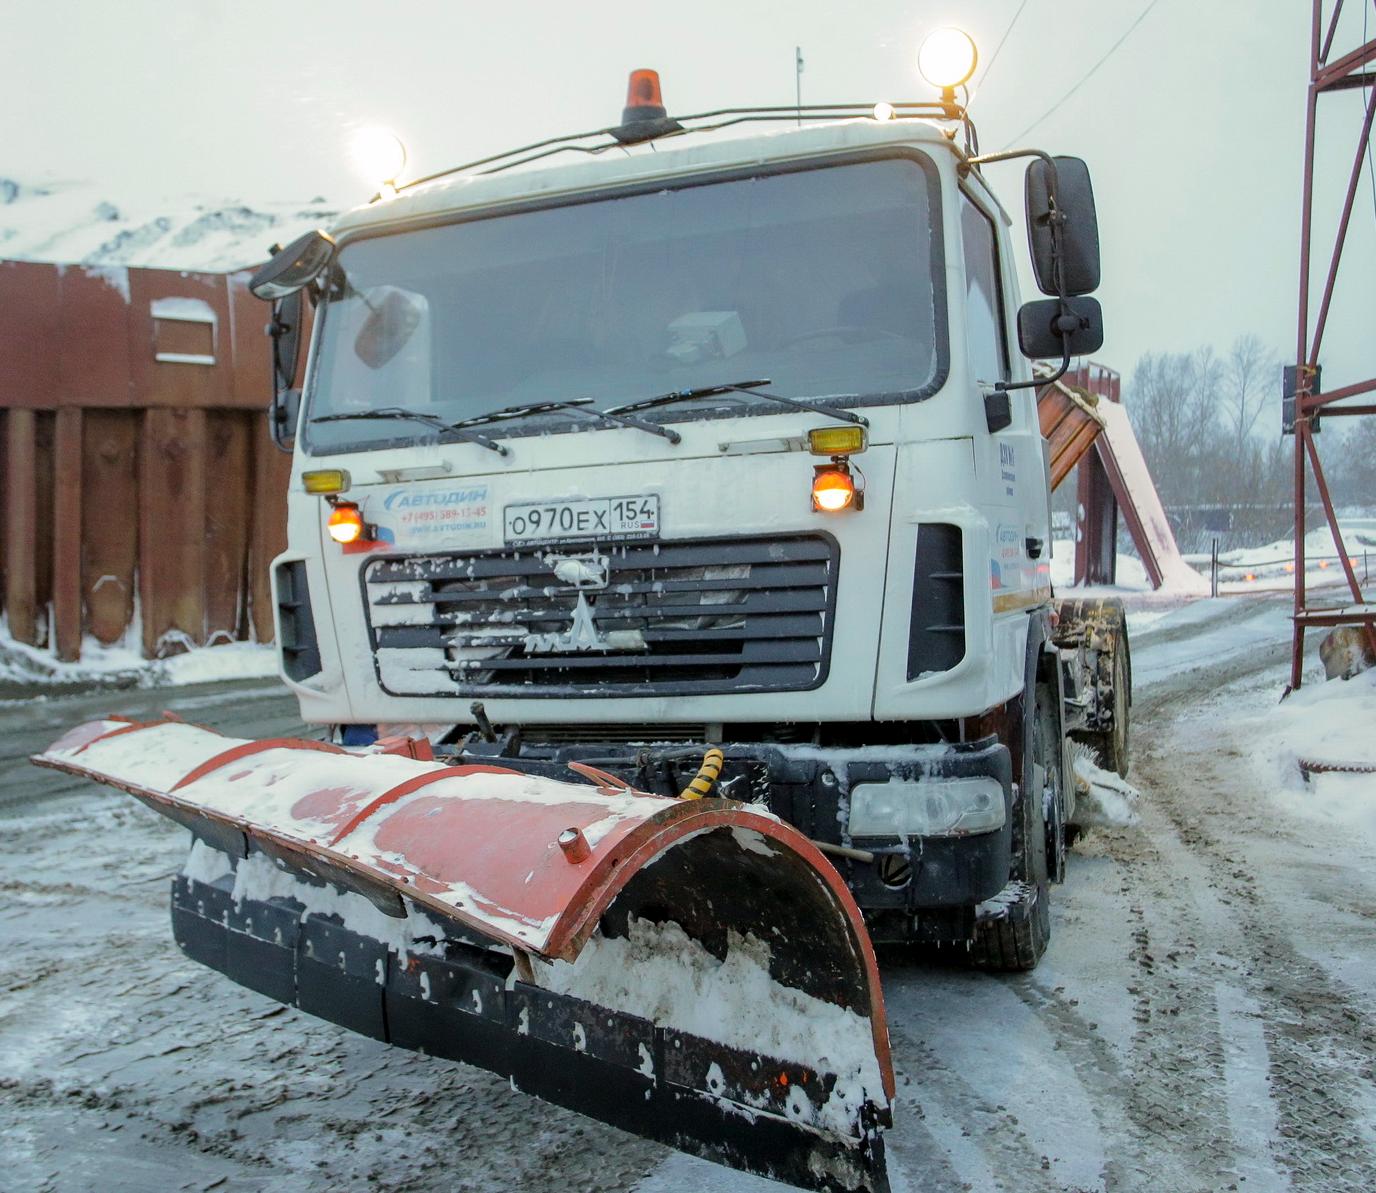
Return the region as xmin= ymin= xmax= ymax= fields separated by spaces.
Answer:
xmin=503 ymin=495 xmax=660 ymax=545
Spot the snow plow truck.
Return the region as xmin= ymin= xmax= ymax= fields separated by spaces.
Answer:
xmin=34 ymin=41 xmax=1130 ymax=1193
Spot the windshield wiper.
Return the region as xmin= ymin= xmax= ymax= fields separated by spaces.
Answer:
xmin=450 ymin=397 xmax=681 ymax=445
xmin=606 ymin=379 xmax=868 ymax=427
xmin=310 ymin=407 xmax=511 ymax=456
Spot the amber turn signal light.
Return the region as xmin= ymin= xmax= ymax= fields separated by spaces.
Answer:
xmin=812 ymin=466 xmax=858 ymax=512
xmin=327 ymin=502 xmax=366 ymax=544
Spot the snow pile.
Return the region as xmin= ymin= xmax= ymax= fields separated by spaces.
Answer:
xmin=1068 ymin=741 xmax=1141 ymax=828
xmin=1219 ymin=518 xmax=1376 ymax=572
xmin=1180 ymin=517 xmax=1376 ymax=595
xmin=0 ymin=175 xmax=337 ymax=271
xmin=1247 ymin=665 xmax=1376 ymax=836
xmin=538 ymin=914 xmax=884 ymax=1138
xmin=0 ymin=622 xmax=278 ymax=692
xmin=1049 ymin=539 xmax=1155 ymax=593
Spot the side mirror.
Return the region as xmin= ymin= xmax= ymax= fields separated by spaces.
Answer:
xmin=267 ymin=291 xmax=305 ymax=453
xmin=1017 ymin=296 xmax=1104 ymax=360
xmin=1025 ymin=156 xmax=1100 ymax=297
xmin=268 ymin=388 xmax=302 ymax=452
xmin=249 ymin=230 xmax=335 ymax=300
xmin=271 ymin=291 xmax=304 ymax=391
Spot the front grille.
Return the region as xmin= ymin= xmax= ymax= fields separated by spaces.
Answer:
xmin=362 ymin=535 xmax=838 ymax=698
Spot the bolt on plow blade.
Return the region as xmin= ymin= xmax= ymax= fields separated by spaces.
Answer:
xmin=33 ymin=718 xmax=894 ymax=1192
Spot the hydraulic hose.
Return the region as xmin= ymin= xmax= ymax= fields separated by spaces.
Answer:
xmin=679 ymin=748 xmax=725 ymax=799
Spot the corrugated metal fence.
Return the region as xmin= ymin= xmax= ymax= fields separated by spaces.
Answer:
xmin=0 ymin=260 xmax=295 ymax=660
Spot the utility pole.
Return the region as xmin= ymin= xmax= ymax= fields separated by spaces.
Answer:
xmin=795 ymin=46 xmax=804 ymax=126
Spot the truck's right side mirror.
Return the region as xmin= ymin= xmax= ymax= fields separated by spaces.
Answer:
xmin=1017 ymin=295 xmax=1104 ymax=359
xmin=1025 ymin=156 xmax=1100 ymax=297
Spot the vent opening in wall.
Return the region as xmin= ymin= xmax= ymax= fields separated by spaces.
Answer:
xmin=276 ymin=561 xmax=322 ymax=681
xmin=906 ymin=523 xmax=965 ymax=680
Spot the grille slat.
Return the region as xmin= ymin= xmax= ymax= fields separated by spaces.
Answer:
xmin=366 ymin=538 xmax=834 ymax=585
xmin=364 ymin=535 xmax=838 ymax=698
xmin=373 ymin=564 xmax=829 ymax=605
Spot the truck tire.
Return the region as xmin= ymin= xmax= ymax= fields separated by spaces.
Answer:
xmin=1089 ymin=631 xmax=1131 ymax=778
xmin=970 ymin=683 xmax=1053 ymax=972
xmin=1057 ymin=597 xmax=1132 ymax=779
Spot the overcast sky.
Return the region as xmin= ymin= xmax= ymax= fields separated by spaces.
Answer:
xmin=4 ymin=0 xmax=1373 ymax=390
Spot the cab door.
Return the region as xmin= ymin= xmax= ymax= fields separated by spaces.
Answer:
xmin=960 ymin=187 xmax=1051 ymax=613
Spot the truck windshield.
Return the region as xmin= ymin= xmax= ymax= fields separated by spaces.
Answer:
xmin=304 ymin=156 xmax=941 ymax=454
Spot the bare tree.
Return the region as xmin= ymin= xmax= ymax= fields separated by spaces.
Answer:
xmin=1125 ymin=348 xmax=1222 ymax=504
xmin=1222 ymin=334 xmax=1277 ymax=459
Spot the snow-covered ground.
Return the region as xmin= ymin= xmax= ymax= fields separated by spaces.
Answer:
xmin=0 ymin=176 xmax=334 ymax=271
xmin=0 ymin=621 xmax=277 ymax=695
xmin=1054 ymin=518 xmax=1376 ymax=609
xmin=1185 ymin=518 xmax=1376 ymax=596
xmin=2 ymin=595 xmax=1374 ymax=1192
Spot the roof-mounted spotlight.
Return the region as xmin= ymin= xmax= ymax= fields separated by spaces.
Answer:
xmin=611 ymin=69 xmax=683 ymax=144
xmin=350 ymin=125 xmax=408 ymax=197
xmin=918 ymin=28 xmax=978 ymax=89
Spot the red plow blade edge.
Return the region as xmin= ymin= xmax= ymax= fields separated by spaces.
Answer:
xmin=33 ymin=717 xmax=894 ymax=1192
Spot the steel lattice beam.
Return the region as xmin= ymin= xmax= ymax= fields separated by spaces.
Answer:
xmin=1290 ymin=0 xmax=1376 ymax=691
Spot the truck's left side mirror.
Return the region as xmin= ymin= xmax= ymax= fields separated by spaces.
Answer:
xmin=268 ymin=290 xmax=304 ymax=452
xmin=249 ymin=229 xmax=335 ymax=300
xmin=1025 ymin=156 xmax=1100 ymax=297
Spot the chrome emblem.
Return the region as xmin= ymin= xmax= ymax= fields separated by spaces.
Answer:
xmin=523 ymin=554 xmax=645 ymax=654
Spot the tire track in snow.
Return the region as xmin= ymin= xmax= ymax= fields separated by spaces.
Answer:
xmin=1131 ymin=661 xmax=1376 ymax=1192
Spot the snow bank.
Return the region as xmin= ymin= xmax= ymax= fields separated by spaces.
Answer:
xmin=0 ymin=623 xmax=278 ymax=691
xmin=0 ymin=176 xmax=337 ymax=271
xmin=1247 ymin=666 xmax=1376 ymax=836
xmin=1049 ymin=538 xmax=1155 ymax=593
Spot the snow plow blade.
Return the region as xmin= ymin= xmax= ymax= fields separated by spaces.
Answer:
xmin=33 ymin=717 xmax=894 ymax=1192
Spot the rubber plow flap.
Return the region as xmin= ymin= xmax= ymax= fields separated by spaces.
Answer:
xmin=34 ymin=718 xmax=894 ymax=1192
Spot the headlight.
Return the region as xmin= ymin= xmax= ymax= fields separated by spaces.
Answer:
xmin=848 ymin=778 xmax=1006 ymax=837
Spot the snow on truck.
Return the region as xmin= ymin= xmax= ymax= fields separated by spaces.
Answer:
xmin=34 ymin=35 xmax=1130 ymax=1193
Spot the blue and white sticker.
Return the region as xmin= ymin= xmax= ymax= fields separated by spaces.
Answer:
xmin=377 ymin=484 xmax=490 ymax=546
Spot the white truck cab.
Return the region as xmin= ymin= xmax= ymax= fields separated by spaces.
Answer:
xmin=259 ymin=77 xmax=1120 ymax=968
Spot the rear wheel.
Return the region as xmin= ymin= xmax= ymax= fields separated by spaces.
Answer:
xmin=969 ymin=682 xmax=1054 ymax=972
xmin=1098 ymin=635 xmax=1131 ymax=777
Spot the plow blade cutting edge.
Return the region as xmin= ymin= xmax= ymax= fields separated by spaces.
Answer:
xmin=33 ymin=717 xmax=894 ymax=1192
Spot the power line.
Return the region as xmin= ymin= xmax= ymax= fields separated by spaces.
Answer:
xmin=999 ymin=0 xmax=1164 ymax=149
xmin=975 ymin=0 xmax=1032 ymax=93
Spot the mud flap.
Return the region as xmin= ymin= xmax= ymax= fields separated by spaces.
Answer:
xmin=34 ymin=717 xmax=894 ymax=1192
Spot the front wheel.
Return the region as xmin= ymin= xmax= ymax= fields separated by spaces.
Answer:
xmin=969 ymin=683 xmax=1054 ymax=972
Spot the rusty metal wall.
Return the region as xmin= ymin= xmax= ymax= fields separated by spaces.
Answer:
xmin=0 ymin=260 xmax=296 ymax=660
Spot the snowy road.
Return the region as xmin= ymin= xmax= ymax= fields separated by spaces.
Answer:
xmin=3 ymin=595 xmax=1374 ymax=1192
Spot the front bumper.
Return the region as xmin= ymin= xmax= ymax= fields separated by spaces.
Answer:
xmin=440 ymin=732 xmax=1013 ymax=933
